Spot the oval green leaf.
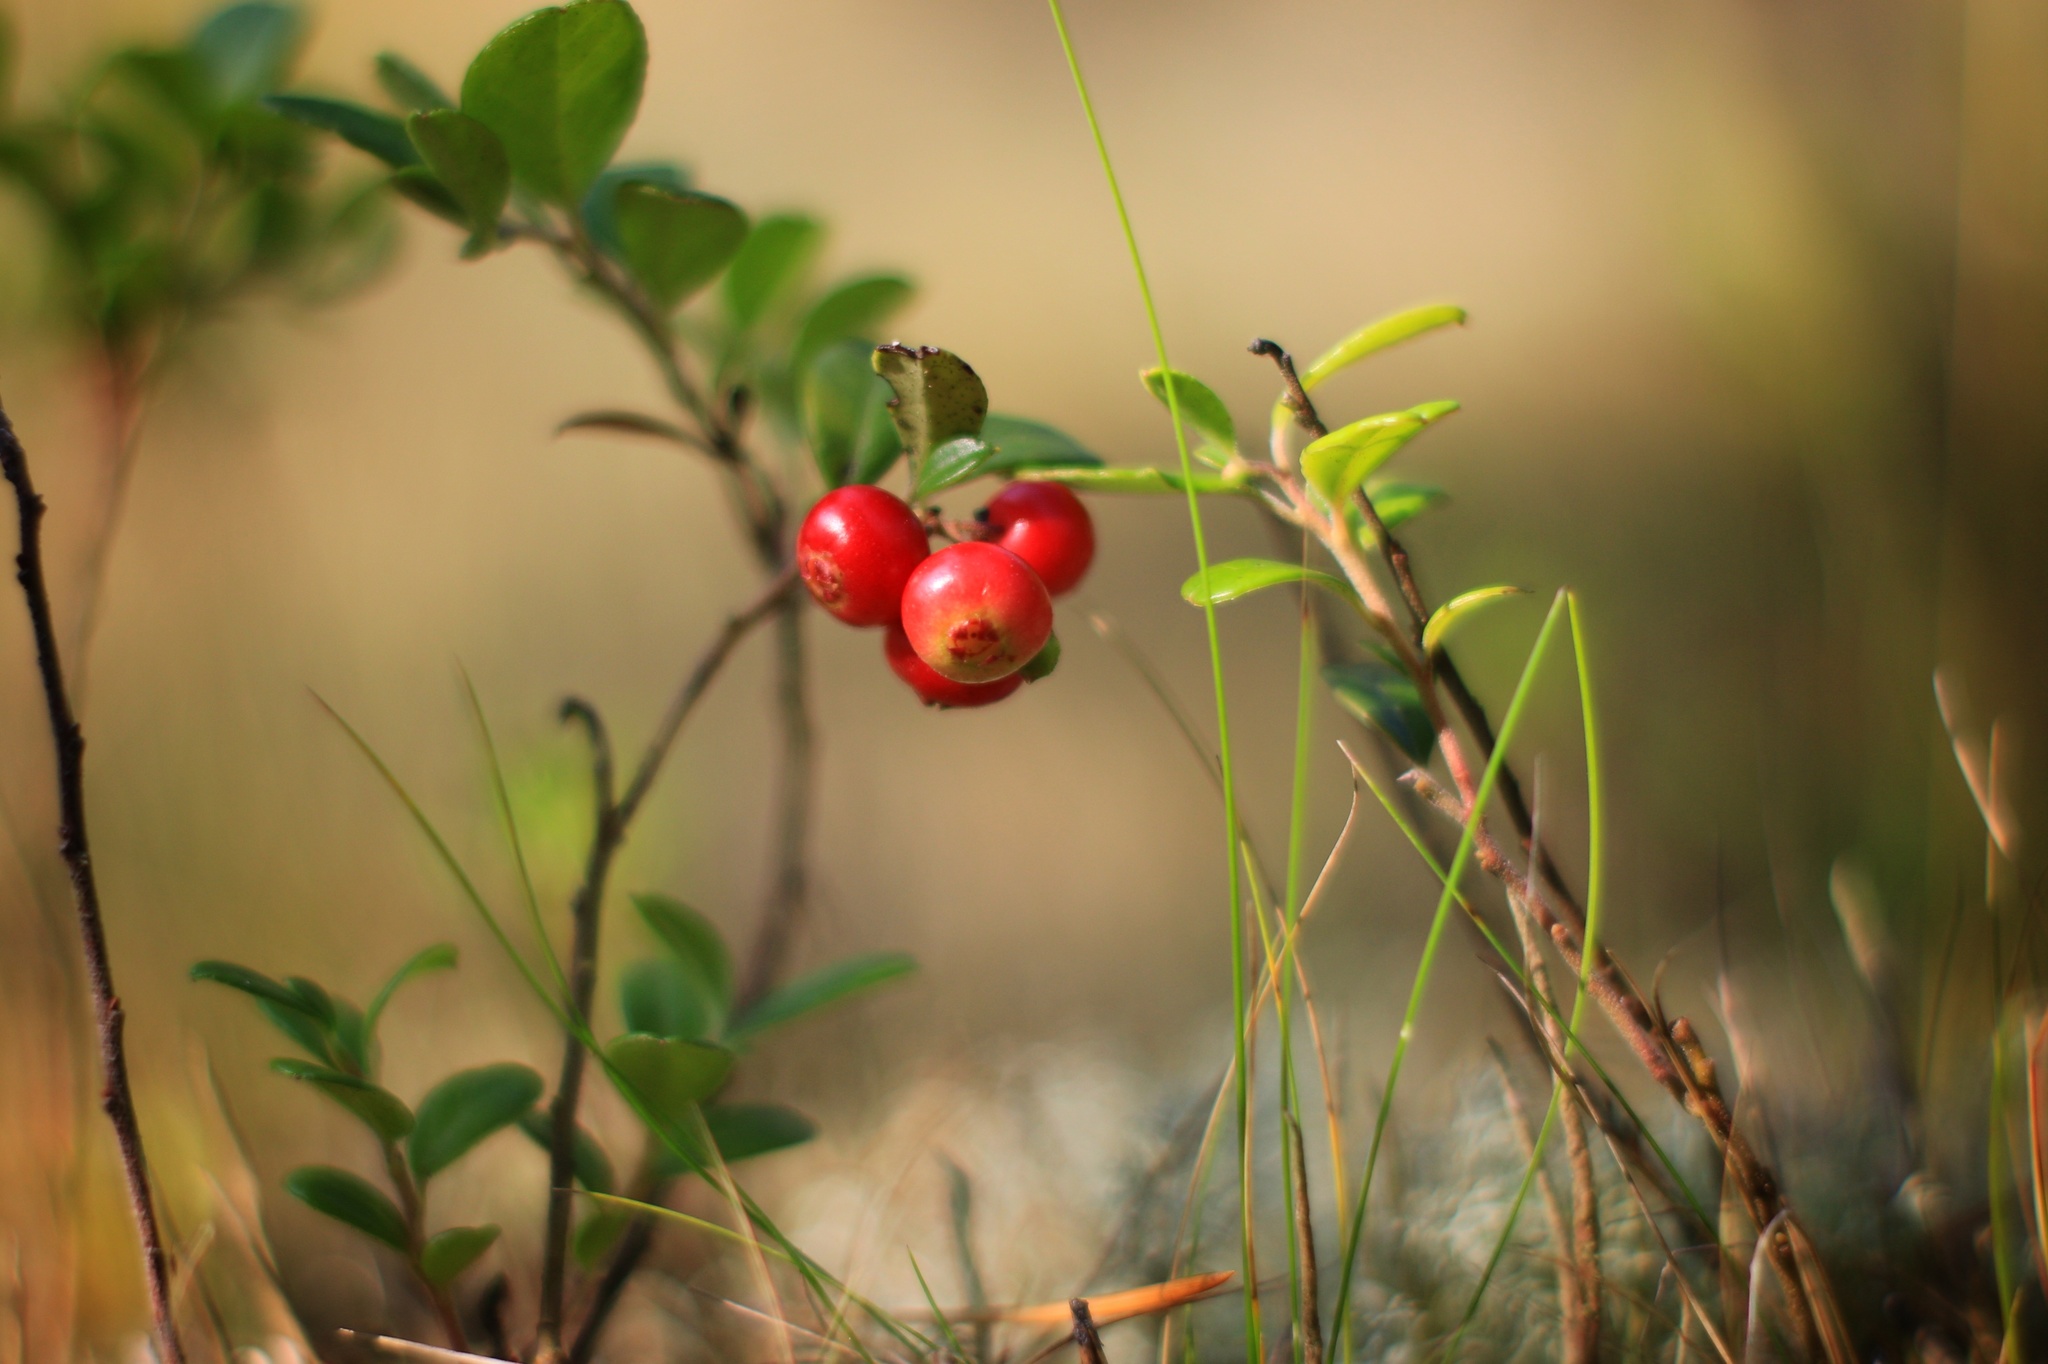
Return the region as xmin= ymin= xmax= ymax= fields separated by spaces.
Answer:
xmin=1324 ymin=657 xmax=1435 ymax=765
xmin=1300 ymin=401 xmax=1459 ymax=504
xmin=264 ymin=93 xmax=418 ymax=167
xmin=1422 ymin=586 xmax=1528 ymax=656
xmin=459 ymin=0 xmax=647 ymax=205
xmin=791 ymin=274 xmax=913 ymax=377
xmin=376 ymin=51 xmax=451 ymax=111
xmin=420 ymin=1224 xmax=500 ymax=1286
xmin=722 ymin=213 xmax=822 ymax=331
xmin=1179 ymin=558 xmax=1359 ymax=610
xmin=910 ymin=436 xmax=1000 ymax=501
xmin=977 ymin=415 xmax=1102 ymax=473
xmin=1141 ymin=367 xmax=1235 ymax=462
xmin=613 ymin=183 xmax=748 ymax=311
xmin=619 ymin=957 xmax=716 ymax=1043
xmin=727 ymin=951 xmax=916 ymax=1043
xmin=271 ymin=1059 xmax=414 ymax=1141
xmin=190 ymin=2 xmax=302 ymax=105
xmin=1301 ymin=303 xmax=1467 ymax=390
xmin=803 ymin=339 xmax=898 ymax=488
xmin=632 ymin=893 xmax=731 ymax=1015
xmin=407 ymin=1062 xmax=544 ymax=1180
xmin=655 ymin=1101 xmax=818 ymax=1179
xmin=514 ymin=1111 xmax=616 ymax=1195
xmin=365 ymin=942 xmax=457 ymax=1041
xmin=608 ymin=1033 xmax=736 ymax=1118
xmin=406 ymin=109 xmax=508 ymax=249
xmin=872 ymin=344 xmax=988 ymax=484
xmin=283 ymin=1165 xmax=408 ymax=1251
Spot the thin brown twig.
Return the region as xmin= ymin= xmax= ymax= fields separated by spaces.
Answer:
xmin=1283 ymin=1114 xmax=1323 ymax=1364
xmin=1 ymin=396 xmax=187 ymax=1364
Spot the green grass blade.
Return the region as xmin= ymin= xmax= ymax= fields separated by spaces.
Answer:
xmin=908 ymin=1250 xmax=971 ymax=1362
xmin=1041 ymin=7 xmax=1257 ymax=1361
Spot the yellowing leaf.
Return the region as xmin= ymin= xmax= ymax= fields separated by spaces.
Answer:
xmin=1422 ymin=585 xmax=1527 ymax=655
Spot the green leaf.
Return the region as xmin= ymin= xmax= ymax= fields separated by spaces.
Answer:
xmin=375 ymin=52 xmax=451 ymax=111
xmin=407 ymin=1063 xmax=544 ymax=1180
xmin=910 ymin=436 xmax=999 ymax=501
xmin=406 ymin=110 xmax=509 ymax=251
xmin=459 ymin=0 xmax=647 ymax=205
xmin=791 ymin=274 xmax=913 ymax=377
xmin=706 ymin=1102 xmax=817 ymax=1162
xmin=330 ymin=1000 xmax=372 ymax=1076
xmin=1299 ymin=401 xmax=1459 ymax=505
xmin=365 ymin=943 xmax=457 ymax=1040
xmin=257 ymin=1000 xmax=335 ymax=1064
xmin=1360 ymin=478 xmax=1448 ymax=530
xmin=1141 ymin=368 xmax=1235 ymax=462
xmin=270 ymin=1059 xmax=414 ymax=1141
xmin=387 ymin=166 xmax=469 ymax=225
xmin=977 ymin=415 xmax=1103 ymax=473
xmin=1018 ymin=633 xmax=1060 ymax=683
xmin=572 ymin=1207 xmax=632 ymax=1267
xmin=1324 ymin=657 xmax=1435 ymax=765
xmin=803 ymin=339 xmax=899 ymax=488
xmin=632 ymin=894 xmax=731 ymax=1016
xmin=728 ymin=952 xmax=916 ymax=1043
xmin=283 ymin=1166 xmax=408 ymax=1251
xmin=1018 ymin=466 xmax=1249 ymax=496
xmin=191 ymin=959 xmax=315 ymax=1015
xmin=515 ymin=1111 xmax=616 ymax=1195
xmin=190 ymin=2 xmax=302 ymax=105
xmin=1179 ymin=558 xmax=1358 ymax=610
xmin=608 ymin=1034 xmax=735 ymax=1119
xmin=420 ymin=1224 xmax=500 ymax=1285
xmin=1422 ymin=586 xmax=1528 ymax=655
xmin=722 ymin=214 xmax=823 ymax=330
xmin=872 ymin=345 xmax=987 ymax=491
xmin=264 ymin=94 xmax=419 ymax=167
xmin=582 ymin=160 xmax=688 ymax=257
xmin=620 ymin=957 xmax=716 ymax=1042
xmin=612 ymin=184 xmax=748 ymax=311
xmin=283 ymin=976 xmax=336 ymax=1026
xmin=1301 ymin=303 xmax=1467 ymax=390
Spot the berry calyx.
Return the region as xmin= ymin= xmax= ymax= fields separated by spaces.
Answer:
xmin=899 ymin=541 xmax=1053 ymax=683
xmin=884 ymin=623 xmax=1023 ymax=708
xmin=796 ymin=486 xmax=929 ymax=627
xmin=983 ymin=480 xmax=1095 ymax=596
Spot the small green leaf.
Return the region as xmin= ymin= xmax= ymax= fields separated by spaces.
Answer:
xmin=420 ymin=1224 xmax=500 ymax=1285
xmin=722 ymin=214 xmax=822 ymax=330
xmin=1180 ymin=559 xmax=1358 ymax=610
xmin=620 ymin=957 xmax=716 ymax=1042
xmin=515 ymin=1111 xmax=616 ymax=1195
xmin=1018 ymin=467 xmax=1250 ymax=496
xmin=365 ymin=943 xmax=457 ymax=1041
xmin=190 ymin=2 xmax=302 ymax=104
xmin=270 ymin=1059 xmax=414 ymax=1141
xmin=612 ymin=184 xmax=748 ymax=310
xmin=608 ymin=1034 xmax=735 ymax=1118
xmin=791 ymin=274 xmax=913 ymax=377
xmin=582 ymin=160 xmax=688 ymax=257
xmin=191 ymin=959 xmax=315 ymax=1015
xmin=257 ymin=1000 xmax=335 ymax=1065
xmin=1141 ymin=368 xmax=1235 ymax=462
xmin=375 ymin=52 xmax=451 ymax=111
xmin=872 ymin=345 xmax=988 ymax=490
xmin=408 ymin=1063 xmax=544 ymax=1180
xmin=283 ymin=1166 xmax=408 ymax=1251
xmin=977 ymin=415 xmax=1102 ymax=473
xmin=330 ymin=1000 xmax=372 ymax=1076
xmin=406 ymin=110 xmax=509 ymax=251
xmin=556 ymin=409 xmax=696 ymax=447
xmin=1360 ymin=478 xmax=1448 ymax=530
xmin=728 ymin=952 xmax=916 ymax=1043
xmin=910 ymin=436 xmax=1000 ymax=501
xmin=1299 ymin=401 xmax=1459 ymax=504
xmin=803 ymin=339 xmax=899 ymax=487
xmin=1324 ymin=657 xmax=1435 ymax=765
xmin=1422 ymin=586 xmax=1528 ymax=655
xmin=459 ymin=0 xmax=647 ymax=205
xmin=264 ymin=94 xmax=419 ymax=167
xmin=1301 ymin=303 xmax=1467 ymax=391
xmin=632 ymin=894 xmax=731 ymax=1016
xmin=1018 ymin=633 xmax=1060 ymax=683
xmin=284 ymin=976 xmax=336 ymax=1025
xmin=655 ymin=1101 xmax=818 ymax=1178
xmin=572 ymin=1207 xmax=632 ymax=1267
xmin=387 ymin=166 xmax=469 ymax=225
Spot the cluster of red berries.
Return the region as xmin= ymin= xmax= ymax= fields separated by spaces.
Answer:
xmin=796 ymin=481 xmax=1095 ymax=708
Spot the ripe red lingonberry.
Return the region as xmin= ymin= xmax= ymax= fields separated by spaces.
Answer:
xmin=796 ymin=486 xmax=929 ymax=627
xmin=983 ymin=480 xmax=1095 ymax=596
xmin=883 ymin=623 xmax=1023 ymax=708
xmin=899 ymin=541 xmax=1053 ymax=683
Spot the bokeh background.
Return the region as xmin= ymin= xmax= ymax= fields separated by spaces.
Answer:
xmin=3 ymin=0 xmax=2044 ymax=1355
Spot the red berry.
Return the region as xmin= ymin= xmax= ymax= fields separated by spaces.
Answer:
xmin=796 ymin=486 xmax=929 ymax=627
xmin=883 ymin=623 xmax=1023 ymax=708
xmin=984 ymin=480 xmax=1094 ymax=596
xmin=899 ymin=541 xmax=1053 ymax=683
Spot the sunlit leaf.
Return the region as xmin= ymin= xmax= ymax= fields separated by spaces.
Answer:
xmin=608 ymin=1034 xmax=735 ymax=1118
xmin=977 ymin=415 xmax=1102 ymax=473
xmin=421 ymin=1224 xmax=500 ymax=1285
xmin=1324 ymin=656 xmax=1435 ymax=764
xmin=610 ymin=183 xmax=746 ymax=310
xmin=632 ymin=894 xmax=731 ymax=1016
xmin=1179 ymin=558 xmax=1357 ymax=610
xmin=375 ymin=52 xmax=451 ymax=111
xmin=721 ymin=213 xmax=822 ymax=330
xmin=1422 ymin=586 xmax=1527 ymax=655
xmin=284 ymin=1165 xmax=408 ymax=1251
xmin=653 ymin=1100 xmax=818 ymax=1179
xmin=459 ymin=0 xmax=647 ymax=205
xmin=514 ymin=1111 xmax=615 ymax=1195
xmin=1300 ymin=401 xmax=1458 ymax=505
xmin=1018 ymin=466 xmax=1249 ymax=496
xmin=265 ymin=94 xmax=419 ymax=167
xmin=270 ymin=1059 xmax=414 ymax=1141
xmin=190 ymin=2 xmax=302 ymax=105
xmin=364 ymin=942 xmax=456 ymax=1040
xmin=406 ymin=109 xmax=508 ymax=252
xmin=792 ymin=274 xmax=913 ymax=377
xmin=872 ymin=345 xmax=987 ymax=490
xmin=620 ymin=957 xmax=716 ymax=1042
xmin=727 ymin=952 xmax=916 ymax=1043
xmin=1301 ymin=304 xmax=1467 ymax=390
xmin=407 ymin=1063 xmax=543 ymax=1180
xmin=1141 ymin=367 xmax=1234 ymax=463
xmin=910 ymin=436 xmax=999 ymax=501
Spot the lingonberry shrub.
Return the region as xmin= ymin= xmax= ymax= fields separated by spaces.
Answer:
xmin=983 ymin=479 xmax=1095 ymax=595
xmin=899 ymin=541 xmax=1055 ymax=684
xmin=796 ymin=485 xmax=928 ymax=626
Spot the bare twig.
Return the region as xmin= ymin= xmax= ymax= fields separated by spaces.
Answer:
xmin=1070 ymin=1299 xmax=1110 ymax=1364
xmin=1283 ymin=1114 xmax=1323 ymax=1364
xmin=2 ymin=396 xmax=186 ymax=1364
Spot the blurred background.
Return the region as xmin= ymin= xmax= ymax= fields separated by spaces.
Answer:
xmin=2 ymin=0 xmax=2043 ymax=1355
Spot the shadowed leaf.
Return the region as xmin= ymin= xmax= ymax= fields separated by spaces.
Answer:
xmin=608 ymin=1034 xmax=735 ymax=1119
xmin=792 ymin=274 xmax=912 ymax=377
xmin=271 ymin=1059 xmax=414 ymax=1140
xmin=910 ymin=436 xmax=1000 ymax=500
xmin=722 ymin=213 xmax=822 ymax=330
xmin=978 ymin=414 xmax=1102 ymax=473
xmin=408 ymin=1063 xmax=543 ymax=1180
xmin=620 ymin=956 xmax=717 ymax=1042
xmin=613 ymin=183 xmax=747 ymax=310
xmin=376 ymin=51 xmax=450 ymax=111
xmin=265 ymin=94 xmax=418 ymax=167
xmin=515 ymin=1111 xmax=615 ymax=1194
xmin=365 ymin=942 xmax=456 ymax=1039
xmin=284 ymin=1166 xmax=408 ymax=1251
xmin=190 ymin=2 xmax=302 ymax=104
xmin=1324 ymin=657 xmax=1435 ymax=764
xmin=406 ymin=109 xmax=508 ymax=251
xmin=804 ymin=339 xmax=900 ymax=487
xmin=632 ymin=894 xmax=731 ymax=1015
xmin=728 ymin=952 xmax=916 ymax=1042
xmin=421 ymin=1224 xmax=500 ymax=1285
